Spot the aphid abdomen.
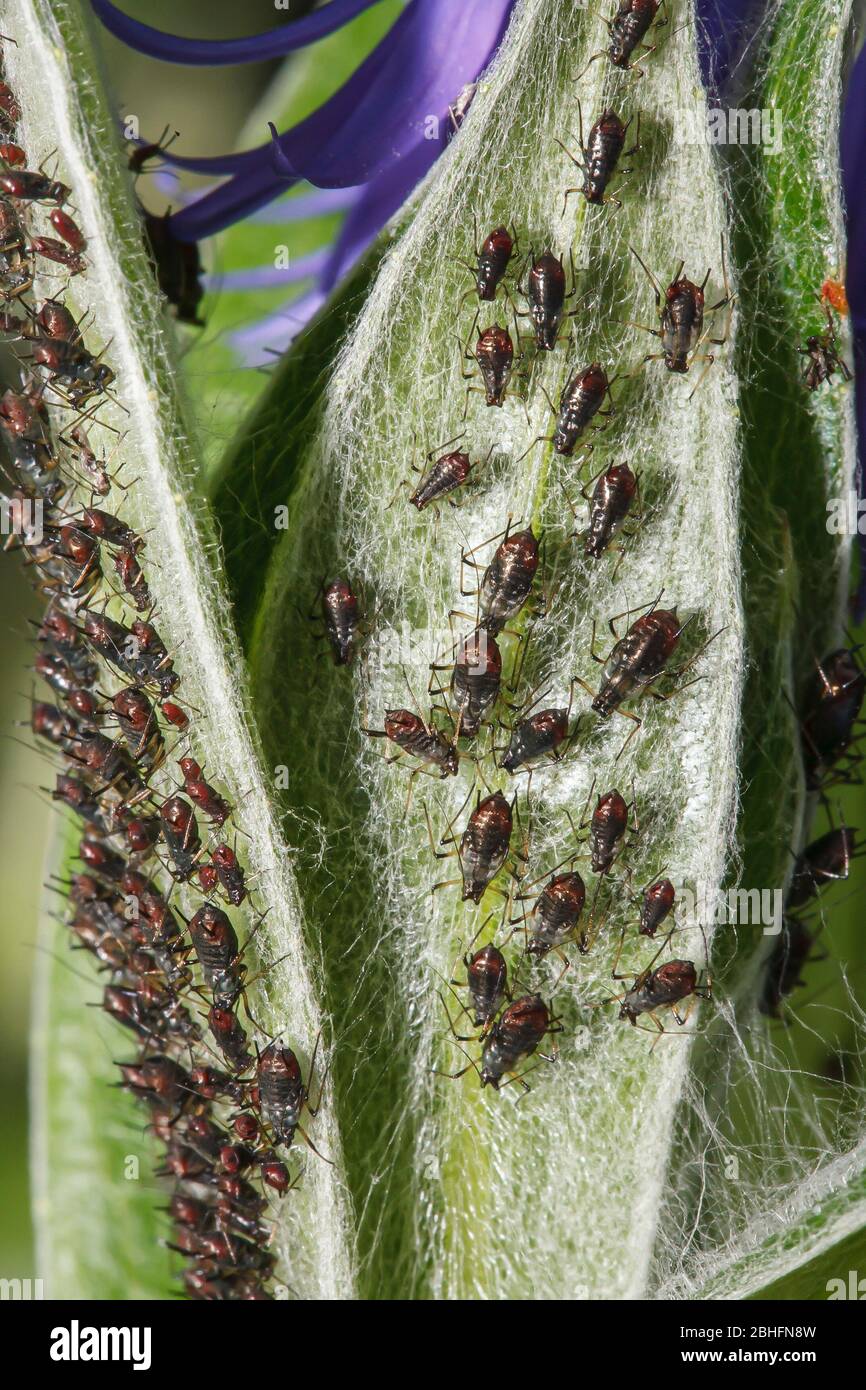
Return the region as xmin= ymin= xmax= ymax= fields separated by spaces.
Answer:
xmin=451 ymin=630 xmax=502 ymax=736
xmin=480 ymin=994 xmax=549 ymax=1086
xmin=529 ymin=872 xmax=586 ymax=954
xmin=583 ymin=111 xmax=626 ymax=202
xmin=585 ymin=463 xmax=636 ymax=558
xmin=321 ymin=577 xmax=360 ymax=665
xmin=459 ymin=792 xmax=513 ymax=903
xmin=467 ymin=944 xmax=508 ymax=1025
xmin=257 ymin=1044 xmax=304 ymax=1147
xmin=554 ymin=364 xmax=608 ymax=454
xmin=610 ymin=0 xmax=658 ymax=66
xmin=661 ymin=282 xmax=703 ymax=371
xmin=479 ymin=529 xmax=539 ymax=633
xmin=528 ymin=252 xmax=566 ymax=350
xmin=410 ymin=450 xmax=471 ymax=509
xmin=501 ymin=708 xmax=568 ymax=773
xmin=476 ymin=226 xmax=513 ymax=300
xmin=475 ymin=325 xmax=514 ymax=406
xmin=592 ymin=609 xmax=680 ymax=716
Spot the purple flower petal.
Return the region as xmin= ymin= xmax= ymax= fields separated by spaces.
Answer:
xmin=695 ymin=1 xmax=768 ymax=97
xmin=92 ymin=0 xmax=387 ymax=65
xmin=249 ymin=187 xmax=361 ymax=224
xmin=230 ymin=286 xmax=328 ymax=366
xmin=165 ymin=0 xmax=516 ymax=240
xmin=202 ymin=249 xmax=329 ymax=292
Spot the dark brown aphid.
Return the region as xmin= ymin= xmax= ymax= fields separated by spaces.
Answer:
xmin=364 ymin=708 xmax=458 ymax=778
xmin=500 ymin=706 xmax=569 ymax=774
xmin=590 ymin=606 xmax=684 ymax=718
xmin=212 ymin=844 xmax=247 ymax=906
xmin=75 ymin=507 xmax=143 ymax=552
xmin=630 ymin=245 xmax=732 ymax=389
xmin=553 ymin=363 xmax=612 ymax=455
xmin=462 ymin=943 xmax=508 ymax=1028
xmin=161 ymin=699 xmax=189 ymax=730
xmin=0 ymin=194 xmax=30 ymax=299
xmin=799 ymin=302 xmax=852 ymax=390
xmin=519 ymin=249 xmax=584 ymax=351
xmin=0 ymin=142 xmax=25 ymax=166
xmin=639 ymin=877 xmax=676 ymax=936
xmin=584 ymin=463 xmax=637 ymax=558
xmin=118 ymin=1055 xmax=191 ymax=1112
xmin=618 ymin=957 xmax=706 ymax=1026
xmin=125 ymin=816 xmax=161 ymax=854
xmin=320 ymin=576 xmax=360 ymax=666
xmin=758 ymin=918 xmax=815 ymax=1019
xmin=450 ymin=628 xmax=502 ymax=737
xmin=458 ymin=791 xmax=513 ymax=903
xmin=787 ymin=827 xmax=856 ymax=909
xmin=588 ymin=789 xmax=629 ymax=873
xmin=32 ymin=297 xmax=80 ymax=342
xmin=525 ymin=871 xmax=586 ymax=957
xmin=141 ymin=210 xmax=205 ymax=326
xmin=114 ymin=547 xmax=151 ymax=611
xmin=462 ymin=317 xmax=515 ymax=409
xmin=257 ymin=1041 xmax=322 ymax=1152
xmin=475 ymin=526 xmax=539 ymax=634
xmin=30 ymin=335 xmax=115 ymax=407
xmin=0 ymin=169 xmax=69 ymax=204
xmin=558 ymin=106 xmax=638 ymax=212
xmin=800 ymin=648 xmax=866 ymax=788
xmin=464 ymin=224 xmax=514 ymax=302
xmin=408 ymin=442 xmax=477 ymax=511
xmin=209 ymin=1005 xmax=252 ymax=1073
xmin=576 ymin=0 xmax=668 ymax=80
xmin=179 ymin=757 xmax=231 ymax=826
xmin=29 ymin=236 xmax=85 ymax=274
xmin=0 ymin=81 xmax=21 ymax=132
xmin=189 ymin=903 xmax=243 ymax=1009
xmin=49 ymin=207 xmax=86 ymax=252
xmin=160 ymin=795 xmax=202 ymax=881
xmin=78 ymin=836 xmax=126 ymax=884
xmin=65 ymin=424 xmax=110 ymax=496
xmin=477 ymin=994 xmax=555 ymax=1089
xmin=112 ymin=686 xmax=163 ymax=769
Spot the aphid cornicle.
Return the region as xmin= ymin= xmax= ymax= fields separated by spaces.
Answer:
xmin=321 ymin=576 xmax=360 ymax=666
xmin=584 ymin=463 xmax=637 ymax=558
xmin=590 ymin=606 xmax=684 ymax=718
xmin=365 ymin=708 xmax=458 ymax=778
xmin=450 ymin=628 xmax=502 ymax=736
xmin=619 ymin=958 xmax=705 ymax=1025
xmin=458 ymin=791 xmax=513 ymax=903
xmin=525 ymin=871 xmax=587 ymax=956
xmin=463 ymin=944 xmax=508 ymax=1028
xmin=500 ymin=706 xmax=569 ymax=773
xmin=800 ymin=648 xmax=865 ymax=787
xmin=477 ymin=527 xmax=539 ymax=634
xmin=787 ymin=827 xmax=856 ymax=909
xmin=639 ymin=877 xmax=676 ymax=936
xmin=478 ymin=994 xmax=554 ymax=1089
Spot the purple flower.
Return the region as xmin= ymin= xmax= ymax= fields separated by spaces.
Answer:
xmin=95 ymin=0 xmax=516 ymax=359
xmin=694 ymin=1 xmax=768 ymax=98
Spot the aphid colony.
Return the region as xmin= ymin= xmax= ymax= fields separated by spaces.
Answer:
xmin=313 ymin=1 xmax=854 ymax=1088
xmin=0 ymin=46 xmax=319 ymax=1301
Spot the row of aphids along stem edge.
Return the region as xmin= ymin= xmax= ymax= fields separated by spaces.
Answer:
xmin=0 ymin=37 xmax=323 ymax=1302
xmin=316 ymin=0 xmax=859 ymax=1090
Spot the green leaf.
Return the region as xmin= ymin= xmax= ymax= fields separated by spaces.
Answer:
xmin=213 ymin=0 xmax=747 ymax=1299
xmin=14 ymin=0 xmax=354 ymax=1299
